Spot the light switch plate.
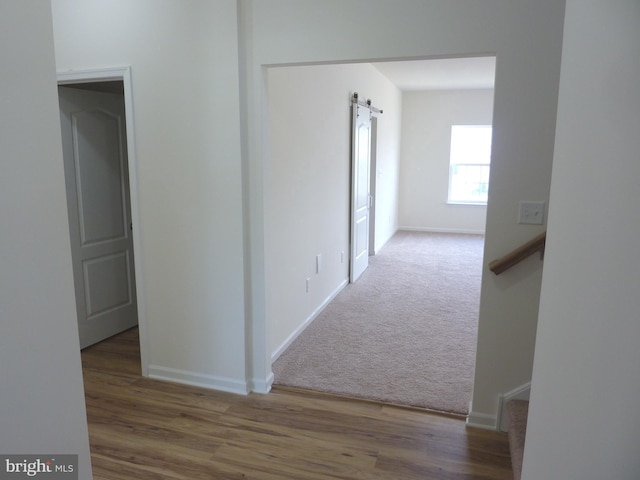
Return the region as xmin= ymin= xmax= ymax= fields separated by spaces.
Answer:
xmin=518 ymin=201 xmax=545 ymax=225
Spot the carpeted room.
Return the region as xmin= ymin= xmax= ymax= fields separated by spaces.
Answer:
xmin=267 ymin=60 xmax=494 ymax=415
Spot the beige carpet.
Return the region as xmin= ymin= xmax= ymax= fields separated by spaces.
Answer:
xmin=272 ymin=230 xmax=484 ymax=415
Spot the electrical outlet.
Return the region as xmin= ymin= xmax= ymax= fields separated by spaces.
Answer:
xmin=518 ymin=201 xmax=545 ymax=225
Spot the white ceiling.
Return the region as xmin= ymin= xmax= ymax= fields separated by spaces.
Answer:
xmin=371 ymin=56 xmax=496 ymax=91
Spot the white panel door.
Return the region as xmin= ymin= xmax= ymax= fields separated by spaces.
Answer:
xmin=59 ymin=86 xmax=138 ymax=348
xmin=350 ymin=104 xmax=372 ymax=282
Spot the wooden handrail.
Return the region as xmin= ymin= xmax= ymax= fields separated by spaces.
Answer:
xmin=489 ymin=232 xmax=546 ymax=275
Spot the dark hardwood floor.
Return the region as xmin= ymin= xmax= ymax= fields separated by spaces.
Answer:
xmin=81 ymin=328 xmax=512 ymax=479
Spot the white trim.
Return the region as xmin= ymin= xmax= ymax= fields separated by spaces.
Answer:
xmin=271 ymin=278 xmax=349 ymax=362
xmin=57 ymin=66 xmax=149 ymax=376
xmin=497 ymin=382 xmax=531 ymax=432
xmin=446 ymin=201 xmax=488 ymax=206
xmin=57 ymin=66 xmax=130 ymax=84
xmin=249 ymin=371 xmax=274 ymax=394
xmin=466 ymin=410 xmax=498 ymax=430
xmin=148 ymin=365 xmax=250 ymax=395
xmin=398 ymin=226 xmax=485 ymax=236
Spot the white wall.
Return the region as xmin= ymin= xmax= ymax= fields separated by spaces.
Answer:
xmin=48 ymin=0 xmax=567 ymax=415
xmin=0 ymin=1 xmax=92 ymax=476
xmin=243 ymin=0 xmax=565 ymax=424
xmin=399 ymin=89 xmax=493 ymax=234
xmin=51 ymin=0 xmax=249 ymax=392
xmin=266 ymin=63 xmax=401 ymax=358
xmin=522 ymin=1 xmax=640 ymax=478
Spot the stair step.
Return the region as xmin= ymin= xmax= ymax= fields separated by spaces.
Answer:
xmin=507 ymin=399 xmax=529 ymax=480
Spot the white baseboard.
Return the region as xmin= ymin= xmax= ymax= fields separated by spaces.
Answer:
xmin=148 ymin=365 xmax=249 ymax=395
xmin=497 ymin=382 xmax=531 ymax=432
xmin=271 ymin=278 xmax=349 ymax=362
xmin=398 ymin=226 xmax=485 ymax=236
xmin=466 ymin=401 xmax=498 ymax=430
xmin=249 ymin=371 xmax=274 ymax=394
xmin=466 ymin=410 xmax=498 ymax=430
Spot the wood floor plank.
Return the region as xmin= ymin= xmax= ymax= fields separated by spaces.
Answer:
xmin=81 ymin=328 xmax=512 ymax=479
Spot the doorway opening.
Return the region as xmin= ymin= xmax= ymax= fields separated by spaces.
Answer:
xmin=266 ymin=56 xmax=496 ymax=413
xmin=57 ymin=67 xmax=148 ymax=376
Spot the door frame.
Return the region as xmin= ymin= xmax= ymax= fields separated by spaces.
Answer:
xmin=57 ymin=66 xmax=148 ymax=376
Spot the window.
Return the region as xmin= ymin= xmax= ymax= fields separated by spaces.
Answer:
xmin=448 ymin=125 xmax=492 ymax=205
